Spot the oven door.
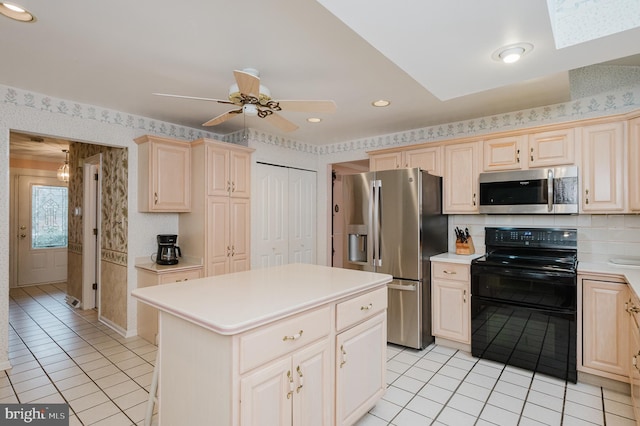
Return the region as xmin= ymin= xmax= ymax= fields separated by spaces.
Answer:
xmin=471 ymin=264 xmax=577 ymax=382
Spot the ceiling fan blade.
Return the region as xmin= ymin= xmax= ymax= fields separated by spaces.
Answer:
xmin=202 ymin=109 xmax=243 ymax=126
xmin=274 ymin=100 xmax=337 ymax=113
xmin=233 ymin=70 xmax=260 ymax=96
xmin=153 ymin=93 xmax=236 ymax=105
xmin=263 ymin=112 xmax=299 ymax=132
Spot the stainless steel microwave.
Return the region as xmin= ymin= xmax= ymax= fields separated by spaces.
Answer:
xmin=478 ymin=166 xmax=579 ymax=214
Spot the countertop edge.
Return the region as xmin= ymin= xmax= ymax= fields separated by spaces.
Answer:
xmin=430 ymin=252 xmax=483 ymax=265
xmin=578 ymin=261 xmax=640 ymax=298
xmin=132 ymin=267 xmax=392 ymax=336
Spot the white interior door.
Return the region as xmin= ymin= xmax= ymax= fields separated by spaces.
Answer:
xmin=289 ymin=169 xmax=316 ymax=264
xmin=17 ymin=175 xmax=68 ymax=286
xmin=252 ymin=163 xmax=289 ymax=269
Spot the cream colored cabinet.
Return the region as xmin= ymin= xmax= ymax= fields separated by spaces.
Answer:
xmin=179 ymin=138 xmax=254 ymax=277
xmin=528 ymin=128 xmax=575 ymax=167
xmin=240 ymin=338 xmax=331 ymax=426
xmin=627 ymin=292 xmax=640 ymax=421
xmin=580 ymin=121 xmax=626 ymax=212
xmin=629 ymin=117 xmax=640 ymax=211
xmin=444 ymin=141 xmax=481 ymax=213
xmin=580 ymin=275 xmax=629 ymax=380
xmin=483 ymin=135 xmax=525 ymax=171
xmin=207 ymin=197 xmax=250 ymax=275
xmin=483 ymin=129 xmax=575 ymax=171
xmin=370 ymin=146 xmax=441 ymax=175
xmin=135 ymin=265 xmax=202 ymax=344
xmin=208 ymin=143 xmax=252 ymax=198
xmin=335 ymin=312 xmax=386 ymax=426
xmin=431 ymin=262 xmax=470 ymax=344
xmin=135 ymin=135 xmax=191 ymax=212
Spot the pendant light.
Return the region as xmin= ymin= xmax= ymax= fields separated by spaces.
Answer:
xmin=57 ymin=149 xmax=70 ymax=182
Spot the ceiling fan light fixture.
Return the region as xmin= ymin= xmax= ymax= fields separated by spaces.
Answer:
xmin=243 ymin=104 xmax=258 ymax=116
xmin=57 ymin=149 xmax=70 ymax=182
xmin=372 ymin=99 xmax=391 ymax=107
xmin=492 ymin=43 xmax=533 ymax=64
xmin=0 ymin=2 xmax=35 ymax=22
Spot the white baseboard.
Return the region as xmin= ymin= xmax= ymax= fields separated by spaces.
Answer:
xmin=99 ymin=316 xmax=136 ymax=338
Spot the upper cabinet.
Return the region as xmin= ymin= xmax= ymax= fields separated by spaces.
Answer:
xmin=369 ymin=146 xmax=442 ymax=175
xmin=482 ymin=129 xmax=575 ymax=171
xmin=629 ymin=117 xmax=640 ymax=212
xmin=528 ymin=128 xmax=575 ymax=168
xmin=444 ymin=141 xmax=481 ymax=213
xmin=208 ymin=143 xmax=252 ymax=198
xmin=135 ymin=135 xmax=191 ymax=212
xmin=580 ymin=121 xmax=626 ymax=213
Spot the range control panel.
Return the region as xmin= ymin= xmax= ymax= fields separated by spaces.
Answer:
xmin=485 ymin=227 xmax=577 ymax=249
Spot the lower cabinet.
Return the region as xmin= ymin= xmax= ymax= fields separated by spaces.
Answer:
xmin=335 ymin=312 xmax=386 ymax=426
xmin=240 ymin=339 xmax=331 ymax=426
xmin=580 ymin=275 xmax=629 ymax=380
xmin=431 ymin=262 xmax=470 ymax=344
xmin=627 ymin=292 xmax=640 ymax=421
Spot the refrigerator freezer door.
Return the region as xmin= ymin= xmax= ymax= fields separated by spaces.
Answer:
xmin=343 ymin=172 xmax=375 ymax=272
xmin=387 ymin=279 xmax=423 ymax=348
xmin=375 ymin=168 xmax=422 ymax=280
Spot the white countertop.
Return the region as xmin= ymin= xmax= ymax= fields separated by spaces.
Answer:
xmin=430 ymin=252 xmax=484 ymax=265
xmin=131 ymin=263 xmax=392 ymax=336
xmin=578 ymin=260 xmax=640 ymax=297
xmin=135 ymin=259 xmax=203 ymax=273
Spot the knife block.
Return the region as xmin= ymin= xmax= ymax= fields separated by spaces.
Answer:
xmin=455 ymin=237 xmax=475 ymax=255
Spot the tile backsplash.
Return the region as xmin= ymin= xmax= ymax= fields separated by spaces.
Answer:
xmin=450 ymin=214 xmax=640 ymax=263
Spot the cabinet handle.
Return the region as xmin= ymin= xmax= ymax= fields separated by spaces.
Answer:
xmin=530 ymin=147 xmax=534 ymax=162
xmin=463 ymin=289 xmax=467 ymax=303
xmin=226 ymin=246 xmax=231 ymax=257
xmin=516 ymin=149 xmax=520 ymax=163
xmin=340 ymin=344 xmax=347 ymax=368
xmin=472 ymin=193 xmax=477 ymax=206
xmin=227 ymin=180 xmax=231 ymax=193
xmin=154 ymin=192 xmax=158 ymax=205
xmin=296 ymin=365 xmax=304 ymax=393
xmin=443 ymin=270 xmax=457 ymax=275
xmin=626 ymin=301 xmax=640 ymax=314
xmin=633 ymin=351 xmax=640 ymax=372
xmin=283 ymin=330 xmax=304 ymax=341
xmin=585 ymin=189 xmax=590 ymax=205
xmin=232 ymin=182 xmax=236 ymax=192
xmin=360 ymin=303 xmax=373 ymax=311
xmin=231 ymin=246 xmax=235 ymax=257
xmin=287 ymin=370 xmax=294 ymax=399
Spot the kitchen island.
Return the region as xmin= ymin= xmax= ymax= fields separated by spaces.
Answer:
xmin=132 ymin=263 xmax=391 ymax=426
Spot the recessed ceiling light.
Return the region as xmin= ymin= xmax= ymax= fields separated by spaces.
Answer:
xmin=492 ymin=43 xmax=533 ymax=64
xmin=307 ymin=117 xmax=322 ymax=123
xmin=0 ymin=2 xmax=35 ymax=22
xmin=372 ymin=99 xmax=391 ymax=107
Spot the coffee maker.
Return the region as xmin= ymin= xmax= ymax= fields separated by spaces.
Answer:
xmin=156 ymin=234 xmax=181 ymax=265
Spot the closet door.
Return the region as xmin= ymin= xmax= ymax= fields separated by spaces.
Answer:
xmin=252 ymin=164 xmax=317 ymax=268
xmin=289 ymin=169 xmax=317 ymax=264
xmin=253 ymin=164 xmax=289 ymax=268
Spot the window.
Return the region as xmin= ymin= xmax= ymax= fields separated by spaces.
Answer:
xmin=31 ymin=185 xmax=68 ymax=249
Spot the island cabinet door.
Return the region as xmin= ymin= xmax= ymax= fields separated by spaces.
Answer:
xmin=240 ymin=357 xmax=291 ymax=426
xmin=240 ymin=339 xmax=331 ymax=426
xmin=335 ymin=312 xmax=386 ymax=426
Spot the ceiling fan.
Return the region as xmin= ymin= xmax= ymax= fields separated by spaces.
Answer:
xmin=153 ymin=68 xmax=336 ymax=132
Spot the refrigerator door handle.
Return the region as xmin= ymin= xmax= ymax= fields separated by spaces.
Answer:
xmin=373 ymin=179 xmax=382 ymax=267
xmin=387 ymin=283 xmax=417 ymax=291
xmin=368 ymin=180 xmax=375 ymax=266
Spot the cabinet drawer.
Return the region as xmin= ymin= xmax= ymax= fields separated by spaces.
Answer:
xmin=432 ymin=262 xmax=469 ymax=281
xmin=336 ymin=287 xmax=387 ymax=332
xmin=239 ymin=306 xmax=331 ymax=374
xmin=159 ymin=269 xmax=202 ymax=284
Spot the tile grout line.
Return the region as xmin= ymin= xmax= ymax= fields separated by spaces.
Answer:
xmin=8 ymin=285 xmax=152 ymax=425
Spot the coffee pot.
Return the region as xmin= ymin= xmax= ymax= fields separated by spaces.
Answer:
xmin=155 ymin=234 xmax=181 ymax=265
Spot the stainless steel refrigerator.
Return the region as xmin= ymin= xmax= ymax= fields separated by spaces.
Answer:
xmin=342 ymin=168 xmax=448 ymax=349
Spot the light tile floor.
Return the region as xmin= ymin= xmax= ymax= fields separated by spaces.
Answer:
xmin=3 ymin=283 xmax=637 ymax=426
xmin=3 ymin=283 xmax=158 ymax=425
xmin=357 ymin=344 xmax=637 ymax=426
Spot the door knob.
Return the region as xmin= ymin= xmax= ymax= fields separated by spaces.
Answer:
xmin=20 ymin=234 xmax=26 ymax=239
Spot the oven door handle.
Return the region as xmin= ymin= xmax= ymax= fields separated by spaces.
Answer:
xmin=472 ymin=265 xmax=576 ymax=281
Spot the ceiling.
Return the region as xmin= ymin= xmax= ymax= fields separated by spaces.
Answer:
xmin=4 ymin=0 xmax=640 ymax=161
